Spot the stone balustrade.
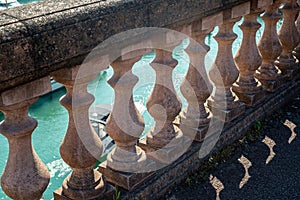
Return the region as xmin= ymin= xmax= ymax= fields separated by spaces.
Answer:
xmin=1 ymin=0 xmax=300 ymax=199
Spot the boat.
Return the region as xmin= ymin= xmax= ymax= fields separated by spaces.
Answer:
xmin=89 ymin=101 xmax=146 ymax=155
xmin=89 ymin=104 xmax=114 ymax=155
xmin=0 ymin=0 xmax=20 ymax=9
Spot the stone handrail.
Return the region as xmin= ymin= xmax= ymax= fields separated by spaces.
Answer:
xmin=1 ymin=0 xmax=300 ymax=199
xmin=0 ymin=0 xmax=249 ymax=92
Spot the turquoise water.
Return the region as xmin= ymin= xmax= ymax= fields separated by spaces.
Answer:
xmin=0 ymin=16 xmax=281 ymax=199
xmin=18 ymin=0 xmax=40 ymax=4
xmin=0 ymin=0 xmax=40 ymax=6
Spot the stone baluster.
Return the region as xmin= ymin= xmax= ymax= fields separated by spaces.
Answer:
xmin=277 ymin=0 xmax=300 ymax=79
xmin=179 ymin=26 xmax=213 ymax=142
xmin=143 ymin=46 xmax=186 ymax=164
xmin=98 ymin=50 xmax=154 ymax=190
xmin=52 ymin=67 xmax=106 ymax=200
xmin=106 ymin=55 xmax=146 ymax=172
xmin=293 ymin=2 xmax=300 ymax=60
xmin=255 ymin=1 xmax=283 ymax=92
xmin=233 ymin=9 xmax=264 ymax=106
xmin=0 ymin=77 xmax=51 ymax=200
xmin=208 ymin=17 xmax=245 ymax=122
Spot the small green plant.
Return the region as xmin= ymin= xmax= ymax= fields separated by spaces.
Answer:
xmin=253 ymin=120 xmax=262 ymax=131
xmin=185 ymin=176 xmax=192 ymax=186
xmin=113 ymin=186 xmax=121 ymax=200
xmin=195 ymin=144 xmax=237 ymax=183
xmin=245 ymin=120 xmax=263 ymax=142
xmin=138 ymin=194 xmax=144 ymax=200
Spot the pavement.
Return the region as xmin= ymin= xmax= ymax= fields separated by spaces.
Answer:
xmin=166 ymin=94 xmax=300 ymax=200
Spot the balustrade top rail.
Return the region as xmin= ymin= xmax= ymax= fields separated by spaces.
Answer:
xmin=0 ymin=0 xmax=250 ymax=92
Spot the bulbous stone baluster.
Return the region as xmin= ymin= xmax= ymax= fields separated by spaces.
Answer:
xmin=255 ymin=1 xmax=283 ymax=92
xmin=208 ymin=18 xmax=245 ymax=122
xmin=99 ymin=52 xmax=154 ymax=190
xmin=233 ymin=10 xmax=265 ymax=106
xmin=180 ymin=28 xmax=213 ymax=142
xmin=293 ymin=2 xmax=300 ymax=61
xmin=144 ymin=47 xmax=186 ymax=163
xmin=53 ymin=67 xmax=106 ymax=200
xmin=0 ymin=77 xmax=50 ymax=200
xmin=106 ymin=56 xmax=147 ymax=171
xmin=277 ymin=0 xmax=300 ymax=79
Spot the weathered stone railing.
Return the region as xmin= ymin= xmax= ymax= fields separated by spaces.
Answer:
xmin=0 ymin=0 xmax=300 ymax=199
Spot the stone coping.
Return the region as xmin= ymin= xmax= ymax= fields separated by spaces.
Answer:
xmin=0 ymin=0 xmax=250 ymax=92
